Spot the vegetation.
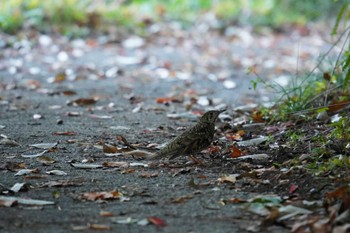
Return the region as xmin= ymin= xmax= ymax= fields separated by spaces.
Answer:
xmin=0 ymin=0 xmax=344 ymax=35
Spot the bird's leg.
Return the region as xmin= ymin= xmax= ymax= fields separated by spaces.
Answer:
xmin=188 ymin=155 xmax=204 ymax=165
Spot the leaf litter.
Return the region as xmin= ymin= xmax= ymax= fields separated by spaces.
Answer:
xmin=0 ymin=13 xmax=348 ymax=233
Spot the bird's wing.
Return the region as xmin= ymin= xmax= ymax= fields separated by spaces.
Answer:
xmin=166 ymin=123 xmax=212 ymax=158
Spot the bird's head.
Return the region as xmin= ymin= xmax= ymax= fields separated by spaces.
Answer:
xmin=199 ymin=108 xmax=226 ymax=123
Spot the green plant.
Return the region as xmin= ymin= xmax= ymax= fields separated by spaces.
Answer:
xmin=308 ymin=155 xmax=350 ymax=175
xmin=0 ymin=1 xmax=24 ymax=33
xmin=329 ymin=116 xmax=350 ymax=140
xmin=0 ymin=0 xmax=344 ymax=35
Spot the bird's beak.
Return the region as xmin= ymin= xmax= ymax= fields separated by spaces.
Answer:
xmin=218 ymin=108 xmax=227 ymax=113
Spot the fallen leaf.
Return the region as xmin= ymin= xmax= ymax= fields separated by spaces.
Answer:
xmin=120 ymin=168 xmax=136 ymax=174
xmin=111 ymin=217 xmax=138 ymax=224
xmin=80 ymin=190 xmax=123 ymax=201
xmin=0 ymin=195 xmax=54 ymax=206
xmin=52 ymin=131 xmax=77 ymax=136
xmin=277 ymin=205 xmax=312 ymax=221
xmin=116 ymin=135 xmax=129 ymax=144
xmin=207 ymin=145 xmax=221 ymax=154
xmin=234 ymin=154 xmax=269 ymax=161
xmin=147 ymin=216 xmax=166 ymax=227
xmin=21 ymin=150 xmax=48 ymax=158
xmin=171 ymin=194 xmax=193 ymax=203
xmin=61 ymin=90 xmax=77 ymax=96
xmin=229 ymin=145 xmax=244 ymax=158
xmin=0 ymin=137 xmax=20 ymax=147
xmin=102 ymin=161 xmax=129 ymax=168
xmin=116 ymin=55 xmax=143 ymax=66
xmin=138 ymin=172 xmax=159 ymax=178
xmin=218 ymin=174 xmax=240 ymax=183
xmin=130 ymin=162 xmax=149 ymax=167
xmin=10 ymin=183 xmax=30 ymax=192
xmin=110 ymin=126 xmax=130 ymax=130
xmin=15 ymin=168 xmax=39 ymax=176
xmin=327 ymin=100 xmax=350 ymax=113
xmin=71 ymin=225 xmax=89 ymax=231
xmin=88 ymin=114 xmax=112 ymax=119
xmin=90 ymin=224 xmax=111 ymax=230
xmin=33 ymin=114 xmax=43 ymax=119
xmin=0 ymin=162 xmax=26 ymax=171
xmin=156 ymin=97 xmax=181 ymax=104
xmin=237 ymin=137 xmax=268 ymax=146
xmin=252 ymin=111 xmax=265 ymax=123
xmin=221 ymin=197 xmax=246 ymax=204
xmin=326 ymin=185 xmax=350 ymax=212
xmin=37 ymin=179 xmax=82 ymax=188
xmin=70 ymin=163 xmax=103 ymax=169
xmin=100 ymin=211 xmax=114 ymax=217
xmin=103 ymin=144 xmax=118 ymax=153
xmin=46 ymin=170 xmax=67 ymax=176
xmin=66 ymin=111 xmax=81 ymax=117
xmin=289 ymin=184 xmax=299 ymax=194
xmin=30 ymin=142 xmax=58 ymax=149
xmin=54 ymin=72 xmax=66 ymax=83
xmin=36 ymin=156 xmax=56 ymax=165
xmin=0 ymin=199 xmax=17 ymax=207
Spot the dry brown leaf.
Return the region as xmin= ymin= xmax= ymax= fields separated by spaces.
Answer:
xmin=100 ymin=211 xmax=114 ymax=217
xmin=102 ymin=161 xmax=129 ymax=168
xmin=171 ymin=194 xmax=193 ymax=204
xmin=36 ymin=156 xmax=56 ymax=165
xmin=222 ymin=197 xmax=246 ymax=204
xmin=116 ymin=135 xmax=129 ymax=145
xmin=138 ymin=172 xmax=159 ymax=178
xmin=252 ymin=110 xmax=265 ymax=123
xmin=103 ymin=144 xmax=118 ymax=153
xmin=121 ymin=168 xmax=136 ymax=174
xmin=52 ymin=131 xmax=77 ymax=136
xmin=61 ymin=90 xmax=77 ymax=96
xmin=90 ymin=224 xmax=111 ymax=230
xmin=80 ymin=191 xmax=123 ymax=201
xmin=69 ymin=98 xmax=97 ymax=106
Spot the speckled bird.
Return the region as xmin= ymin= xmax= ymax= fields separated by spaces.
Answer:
xmin=150 ymin=109 xmax=226 ymax=160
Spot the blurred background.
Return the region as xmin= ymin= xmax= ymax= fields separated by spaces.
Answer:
xmin=0 ymin=0 xmax=344 ymax=36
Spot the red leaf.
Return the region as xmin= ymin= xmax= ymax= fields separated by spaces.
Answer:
xmin=229 ymin=145 xmax=244 ymax=158
xmin=289 ymin=184 xmax=298 ymax=194
xmin=52 ymin=131 xmax=77 ymax=136
xmin=327 ymin=100 xmax=350 ymax=113
xmin=326 ymin=186 xmax=350 ymax=210
xmin=147 ymin=216 xmax=166 ymax=227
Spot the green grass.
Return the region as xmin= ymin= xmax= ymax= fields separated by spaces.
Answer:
xmin=0 ymin=0 xmax=345 ymax=35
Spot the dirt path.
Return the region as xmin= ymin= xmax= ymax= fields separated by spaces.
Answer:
xmin=0 ymin=23 xmax=338 ymax=233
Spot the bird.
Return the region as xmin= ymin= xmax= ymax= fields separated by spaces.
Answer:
xmin=149 ymin=108 xmax=226 ymax=160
